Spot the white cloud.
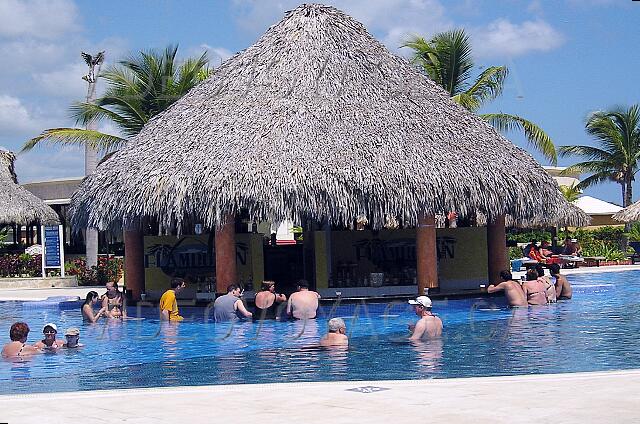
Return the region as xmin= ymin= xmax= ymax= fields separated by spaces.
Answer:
xmin=31 ymin=62 xmax=88 ymax=98
xmin=189 ymin=44 xmax=234 ymax=67
xmin=231 ymin=0 xmax=453 ymax=55
xmin=0 ymin=0 xmax=80 ymax=39
xmin=473 ymin=19 xmax=565 ymax=59
xmin=0 ymin=94 xmax=55 ymax=135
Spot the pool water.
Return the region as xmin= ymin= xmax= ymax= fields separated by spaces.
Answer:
xmin=1 ymin=271 xmax=639 ymax=394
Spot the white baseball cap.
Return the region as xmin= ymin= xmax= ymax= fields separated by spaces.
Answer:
xmin=408 ymin=296 xmax=432 ymax=308
xmin=42 ymin=323 xmax=57 ymax=333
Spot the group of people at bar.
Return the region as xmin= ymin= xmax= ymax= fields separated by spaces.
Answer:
xmin=487 ymin=263 xmax=572 ymax=307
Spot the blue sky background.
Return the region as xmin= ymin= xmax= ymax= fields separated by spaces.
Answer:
xmin=0 ymin=0 xmax=638 ymax=205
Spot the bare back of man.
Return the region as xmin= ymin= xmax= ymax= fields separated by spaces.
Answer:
xmin=410 ymin=315 xmax=443 ymax=340
xmin=555 ymin=274 xmax=572 ymax=299
xmin=288 ymin=290 xmax=320 ymax=319
xmin=523 ymin=280 xmax=548 ymax=305
xmin=320 ymin=332 xmax=348 ymax=347
xmin=488 ymin=281 xmax=527 ymax=307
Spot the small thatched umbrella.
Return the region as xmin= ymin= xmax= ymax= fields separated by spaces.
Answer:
xmin=612 ymin=201 xmax=640 ymax=223
xmin=70 ymin=4 xmax=570 ymax=232
xmin=0 ymin=149 xmax=59 ymax=226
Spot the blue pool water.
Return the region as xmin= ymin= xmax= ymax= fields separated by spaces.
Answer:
xmin=1 ymin=271 xmax=639 ymax=394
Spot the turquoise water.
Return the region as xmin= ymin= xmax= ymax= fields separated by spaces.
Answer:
xmin=1 ymin=271 xmax=639 ymax=394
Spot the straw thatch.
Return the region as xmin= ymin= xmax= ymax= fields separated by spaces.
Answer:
xmin=70 ymin=3 xmax=572 ymax=232
xmin=612 ymin=201 xmax=640 ymax=223
xmin=0 ymin=149 xmax=59 ymax=225
xmin=476 ymin=202 xmax=591 ymax=228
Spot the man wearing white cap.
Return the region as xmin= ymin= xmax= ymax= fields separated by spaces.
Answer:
xmin=408 ymin=296 xmax=442 ymax=340
xmin=33 ymin=323 xmax=66 ymax=351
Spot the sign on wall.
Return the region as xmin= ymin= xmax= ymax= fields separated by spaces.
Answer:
xmin=143 ymin=233 xmax=264 ymax=293
xmin=328 ymin=227 xmax=488 ymax=290
xmin=41 ymin=225 xmax=65 ymax=278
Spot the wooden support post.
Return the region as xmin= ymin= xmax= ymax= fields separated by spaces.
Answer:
xmin=416 ymin=214 xmax=438 ymax=294
xmin=124 ymin=228 xmax=145 ymax=301
xmin=487 ymin=214 xmax=507 ymax=285
xmin=215 ymin=214 xmax=237 ymax=294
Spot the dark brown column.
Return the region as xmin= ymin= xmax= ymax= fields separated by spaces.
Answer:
xmin=416 ymin=214 xmax=438 ymax=294
xmin=487 ymin=214 xmax=507 ymax=284
xmin=124 ymin=229 xmax=145 ymax=301
xmin=215 ymin=213 xmax=237 ymax=294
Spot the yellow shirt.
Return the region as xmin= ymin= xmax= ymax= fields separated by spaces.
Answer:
xmin=159 ymin=289 xmax=183 ymax=321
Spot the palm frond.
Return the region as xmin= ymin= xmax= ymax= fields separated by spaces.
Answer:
xmin=458 ymin=66 xmax=508 ymax=112
xmin=21 ymin=128 xmax=126 ymax=153
xmin=482 ymin=113 xmax=557 ymax=164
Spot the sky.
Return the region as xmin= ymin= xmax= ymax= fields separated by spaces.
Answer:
xmin=0 ymin=0 xmax=638 ymax=205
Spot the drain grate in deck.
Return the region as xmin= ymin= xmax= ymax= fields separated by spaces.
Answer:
xmin=346 ymin=386 xmax=390 ymax=393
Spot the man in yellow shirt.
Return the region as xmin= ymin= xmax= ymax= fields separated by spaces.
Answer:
xmin=159 ymin=278 xmax=186 ymax=321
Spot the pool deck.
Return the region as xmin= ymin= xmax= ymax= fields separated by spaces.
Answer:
xmin=1 ymin=369 xmax=638 ymax=423
xmin=0 ymin=264 xmax=636 ymax=302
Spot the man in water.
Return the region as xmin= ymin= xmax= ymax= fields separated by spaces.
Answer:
xmin=63 ymin=328 xmax=84 ymax=348
xmin=213 ymin=284 xmax=253 ymax=322
xmin=287 ymin=279 xmax=321 ymax=320
xmin=522 ymin=269 xmax=548 ymax=305
xmin=160 ymin=278 xmax=186 ymax=321
xmin=549 ymin=263 xmax=572 ymax=299
xmin=408 ymin=296 xmax=442 ymax=340
xmin=33 ymin=323 xmax=66 ymax=351
xmin=320 ymin=318 xmax=348 ymax=347
xmin=486 ymin=270 xmax=527 ymax=307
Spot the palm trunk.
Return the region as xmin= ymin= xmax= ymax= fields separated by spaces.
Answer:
xmin=83 ymin=54 xmax=103 ymax=269
xmin=624 ymin=175 xmax=633 ymax=234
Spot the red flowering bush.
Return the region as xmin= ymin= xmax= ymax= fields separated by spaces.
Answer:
xmin=65 ymin=256 xmax=123 ymax=286
xmin=0 ymin=253 xmax=42 ymax=277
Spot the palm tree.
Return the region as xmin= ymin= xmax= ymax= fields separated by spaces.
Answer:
xmin=404 ymin=29 xmax=557 ymax=164
xmin=559 ymin=183 xmax=581 ymax=203
xmin=559 ymin=105 xmax=640 ymax=210
xmin=22 ymin=45 xmax=211 ymax=153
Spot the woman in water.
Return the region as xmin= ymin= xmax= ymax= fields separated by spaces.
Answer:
xmin=82 ymin=291 xmax=106 ymax=323
xmin=102 ymin=281 xmax=127 ymax=319
xmin=2 ymin=322 xmax=40 ymax=358
xmin=254 ymin=281 xmax=287 ymax=320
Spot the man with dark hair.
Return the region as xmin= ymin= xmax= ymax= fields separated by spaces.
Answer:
xmin=213 ymin=284 xmax=252 ymax=322
xmin=487 ymin=270 xmax=527 ymax=307
xmin=159 ymin=278 xmax=186 ymax=321
xmin=549 ymin=263 xmax=572 ymax=299
xmin=287 ymin=279 xmax=321 ymax=320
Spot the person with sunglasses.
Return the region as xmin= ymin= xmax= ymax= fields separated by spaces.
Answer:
xmin=33 ymin=323 xmax=66 ymax=351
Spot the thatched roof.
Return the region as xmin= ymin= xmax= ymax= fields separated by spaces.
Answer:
xmin=476 ymin=202 xmax=591 ymax=228
xmin=612 ymin=201 xmax=640 ymax=223
xmin=0 ymin=149 xmax=59 ymax=225
xmin=70 ymin=3 xmax=572 ymax=232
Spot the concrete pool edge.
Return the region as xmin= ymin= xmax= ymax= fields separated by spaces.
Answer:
xmin=1 ymin=369 xmax=639 ymax=423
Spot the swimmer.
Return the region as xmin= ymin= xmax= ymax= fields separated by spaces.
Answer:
xmin=33 ymin=323 xmax=66 ymax=351
xmin=82 ymin=291 xmax=106 ymax=323
xmin=287 ymin=279 xmax=321 ymax=320
xmin=103 ymin=281 xmax=127 ymax=319
xmin=522 ymin=269 xmax=548 ymax=306
xmin=320 ymin=318 xmax=348 ymax=347
xmin=408 ymin=296 xmax=442 ymax=340
xmin=549 ymin=263 xmax=572 ymax=299
xmin=486 ymin=270 xmax=527 ymax=307
xmin=2 ymin=322 xmax=40 ymax=358
xmin=63 ymin=328 xmax=84 ymax=348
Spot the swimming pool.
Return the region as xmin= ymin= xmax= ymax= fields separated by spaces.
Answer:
xmin=1 ymin=271 xmax=639 ymax=394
